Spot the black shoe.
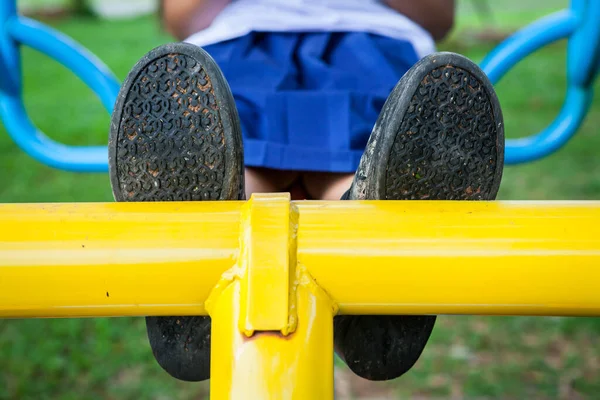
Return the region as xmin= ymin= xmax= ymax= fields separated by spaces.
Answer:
xmin=335 ymin=52 xmax=504 ymax=381
xmin=108 ymin=43 xmax=244 ymax=381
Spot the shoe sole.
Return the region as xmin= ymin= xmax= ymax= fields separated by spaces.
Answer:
xmin=338 ymin=52 xmax=504 ymax=381
xmin=109 ymin=42 xmax=244 ymax=202
xmin=108 ymin=43 xmax=244 ymax=382
xmin=351 ymin=51 xmax=504 ymax=201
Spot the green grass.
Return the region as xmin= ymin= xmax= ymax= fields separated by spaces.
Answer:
xmin=1 ymin=3 xmax=600 ymax=399
xmin=455 ymin=0 xmax=568 ymax=30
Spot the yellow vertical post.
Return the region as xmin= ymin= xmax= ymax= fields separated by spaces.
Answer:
xmin=206 ymin=194 xmax=336 ymax=399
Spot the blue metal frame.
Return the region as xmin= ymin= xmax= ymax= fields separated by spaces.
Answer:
xmin=0 ymin=0 xmax=598 ymax=171
xmin=481 ymin=0 xmax=600 ymax=164
xmin=0 ymin=1 xmax=118 ymax=172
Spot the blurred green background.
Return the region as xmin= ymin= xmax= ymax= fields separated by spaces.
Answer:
xmin=1 ymin=0 xmax=599 ymax=399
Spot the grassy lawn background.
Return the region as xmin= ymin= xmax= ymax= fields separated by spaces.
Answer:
xmin=1 ymin=1 xmax=599 ymax=399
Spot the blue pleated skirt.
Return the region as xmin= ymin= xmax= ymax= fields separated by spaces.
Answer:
xmin=203 ymin=32 xmax=420 ymax=173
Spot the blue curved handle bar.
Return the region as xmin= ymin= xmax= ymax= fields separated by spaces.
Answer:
xmin=0 ymin=2 xmax=118 ymax=172
xmin=0 ymin=0 xmax=598 ymax=171
xmin=481 ymin=0 xmax=599 ymax=164
xmin=7 ymin=17 xmax=120 ymax=112
xmin=481 ymin=10 xmax=578 ymax=84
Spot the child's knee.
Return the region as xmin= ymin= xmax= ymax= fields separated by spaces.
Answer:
xmin=245 ymin=167 xmax=300 ymax=196
xmin=302 ymin=172 xmax=354 ymax=200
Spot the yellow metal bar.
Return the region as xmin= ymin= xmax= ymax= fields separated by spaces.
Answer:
xmin=208 ymin=271 xmax=335 ymax=399
xmin=1 ymin=200 xmax=600 ymax=318
xmin=238 ymin=193 xmax=297 ymax=335
xmin=206 ymin=192 xmax=334 ymax=399
xmin=0 ymin=202 xmax=242 ymax=318
xmin=299 ymin=200 xmax=600 ymax=317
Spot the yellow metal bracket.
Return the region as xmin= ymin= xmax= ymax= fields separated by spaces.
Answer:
xmin=239 ymin=193 xmax=298 ymax=336
xmin=205 ymin=194 xmax=336 ymax=399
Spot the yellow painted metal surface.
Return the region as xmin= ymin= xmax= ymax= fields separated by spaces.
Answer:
xmin=1 ymin=196 xmax=600 ymax=399
xmin=206 ymin=193 xmax=334 ymax=399
xmin=299 ymin=200 xmax=600 ymax=316
xmin=238 ymin=193 xmax=297 ymax=335
xmin=0 ymin=199 xmax=599 ymax=318
xmin=0 ymin=202 xmax=242 ymax=317
xmin=208 ymin=266 xmax=335 ymax=400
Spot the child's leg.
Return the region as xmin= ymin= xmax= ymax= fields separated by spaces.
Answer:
xmin=301 ymin=172 xmax=354 ymax=201
xmin=245 ymin=167 xmax=300 ymax=197
xmin=301 ymin=172 xmax=354 ymax=200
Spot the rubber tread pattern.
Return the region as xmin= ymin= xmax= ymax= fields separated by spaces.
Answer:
xmin=385 ymin=65 xmax=498 ymax=200
xmin=115 ymin=53 xmax=227 ymax=201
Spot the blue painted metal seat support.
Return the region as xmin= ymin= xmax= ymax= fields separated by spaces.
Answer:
xmin=0 ymin=2 xmax=119 ymax=172
xmin=481 ymin=0 xmax=600 ymax=164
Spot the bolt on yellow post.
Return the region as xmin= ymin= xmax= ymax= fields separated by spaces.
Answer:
xmin=1 ymin=194 xmax=600 ymax=398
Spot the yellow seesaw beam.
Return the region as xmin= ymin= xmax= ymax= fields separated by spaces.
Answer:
xmin=0 ymin=198 xmax=599 ymax=318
